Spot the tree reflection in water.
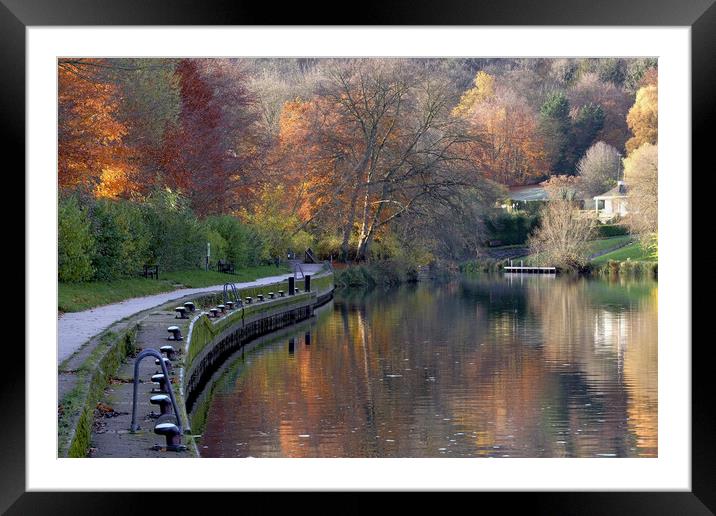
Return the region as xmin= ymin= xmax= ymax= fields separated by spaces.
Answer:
xmin=199 ymin=275 xmax=657 ymax=458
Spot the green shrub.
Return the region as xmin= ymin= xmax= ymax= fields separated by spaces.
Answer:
xmin=334 ymin=259 xmax=417 ymax=288
xmin=596 ymin=224 xmax=630 ymax=238
xmin=142 ymin=189 xmax=205 ymax=272
xmin=90 ymin=199 xmax=150 ymax=281
xmin=484 ymin=212 xmax=540 ymax=246
xmin=460 ymin=258 xmax=507 ymax=273
xmin=314 ymin=234 xmax=342 ymax=259
xmin=58 ymin=196 xmax=95 ymax=282
xmin=595 ymin=259 xmax=657 ymax=279
xmin=205 ymin=215 xmax=264 ymax=267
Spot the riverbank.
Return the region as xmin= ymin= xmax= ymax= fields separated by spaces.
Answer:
xmin=59 ymin=265 xmax=291 ymax=313
xmin=459 ymin=235 xmax=656 ymax=279
xmin=333 ymin=259 xmax=419 ymax=288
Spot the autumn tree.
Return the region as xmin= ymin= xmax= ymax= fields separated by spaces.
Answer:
xmin=577 ymin=141 xmax=623 ymax=197
xmin=624 ymin=143 xmax=658 ymax=251
xmin=567 ymin=72 xmax=631 ymax=151
xmin=58 ymin=59 xmax=129 ymax=192
xmin=455 ymin=72 xmax=548 ymax=185
xmin=626 ymin=84 xmax=658 ymax=153
xmin=162 ymin=59 xmax=261 ymax=215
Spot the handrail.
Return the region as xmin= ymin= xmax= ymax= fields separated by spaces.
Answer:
xmin=222 ymin=282 xmax=245 ymax=325
xmin=130 ymin=348 xmax=183 ymax=433
xmin=222 ymin=282 xmax=240 ymax=306
xmin=293 ymin=261 xmax=305 ymax=279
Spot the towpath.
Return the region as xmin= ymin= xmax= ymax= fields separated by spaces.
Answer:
xmin=58 ymin=264 xmax=324 ymax=365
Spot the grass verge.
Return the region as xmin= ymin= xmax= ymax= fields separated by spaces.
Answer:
xmin=58 ymin=265 xmax=291 ymax=312
xmin=591 ymin=241 xmax=657 ymax=265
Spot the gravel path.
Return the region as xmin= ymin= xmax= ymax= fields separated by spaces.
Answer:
xmin=58 ymin=264 xmax=325 ymax=365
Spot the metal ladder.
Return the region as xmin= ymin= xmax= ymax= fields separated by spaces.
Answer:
xmin=223 ymin=282 xmax=240 ymax=306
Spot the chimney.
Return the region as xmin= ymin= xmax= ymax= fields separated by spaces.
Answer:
xmin=617 ymin=180 xmax=626 ymax=194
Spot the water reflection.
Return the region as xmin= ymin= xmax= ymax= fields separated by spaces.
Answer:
xmin=199 ymin=275 xmax=657 ymax=458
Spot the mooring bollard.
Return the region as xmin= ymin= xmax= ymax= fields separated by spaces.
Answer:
xmin=226 ymin=301 xmax=234 ymax=310
xmin=305 ymin=274 xmax=311 ymax=292
xmin=245 ymin=297 xmax=252 ymax=304
xmin=160 ymin=345 xmax=176 ymax=360
xmin=150 ymin=394 xmax=173 ymax=416
xmin=218 ymin=304 xmax=226 ymax=313
xmin=154 ymin=422 xmax=185 ymax=451
xmin=151 ymin=373 xmax=168 ymax=393
xmin=257 ymin=294 xmax=264 ymax=302
xmin=184 ymin=301 xmax=196 ymax=312
xmin=268 ymin=292 xmax=275 ymax=299
xmin=295 ymin=288 xmax=301 ymax=294
xmin=209 ymin=308 xmax=219 ymax=318
xmin=174 ymin=306 xmax=188 ymax=319
xmin=155 ymin=357 xmax=172 ymax=373
xmin=278 ymin=290 xmax=285 ymax=297
xmin=167 ymin=326 xmax=182 ymax=341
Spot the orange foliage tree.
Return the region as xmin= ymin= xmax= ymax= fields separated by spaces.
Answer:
xmin=58 ymin=59 xmax=130 ymax=193
xmin=455 ymin=72 xmax=547 ymax=185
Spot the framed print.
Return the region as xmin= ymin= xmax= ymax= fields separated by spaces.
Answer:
xmin=4 ymin=0 xmax=711 ymax=512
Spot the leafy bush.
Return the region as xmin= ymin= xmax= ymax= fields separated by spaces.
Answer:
xmin=58 ymin=188 xmax=291 ymax=283
xmin=595 ymin=259 xmax=657 ymax=279
xmin=314 ymin=234 xmax=343 ymax=260
xmin=90 ymin=199 xmax=150 ymax=281
xmin=485 ymin=212 xmax=541 ymax=246
xmin=142 ymin=189 xmax=205 ymax=272
xmin=204 ymin=215 xmax=262 ymax=267
xmin=460 ymin=258 xmax=507 ymax=273
xmin=58 ymin=196 xmax=95 ymax=282
xmin=334 ymin=259 xmax=418 ymax=288
xmin=241 ymin=186 xmax=314 ymax=262
xmin=205 ymin=228 xmax=228 ymax=267
xmin=596 ymin=224 xmax=630 ymax=238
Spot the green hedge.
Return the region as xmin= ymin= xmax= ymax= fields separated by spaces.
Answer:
xmin=58 ymin=196 xmax=95 ymax=282
xmin=59 ymin=189 xmax=271 ymax=283
xmin=484 ymin=212 xmax=541 ymax=246
xmin=595 ymin=224 xmax=630 ymax=238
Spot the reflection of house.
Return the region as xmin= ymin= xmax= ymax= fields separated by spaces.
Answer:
xmin=593 ymin=181 xmax=628 ymax=222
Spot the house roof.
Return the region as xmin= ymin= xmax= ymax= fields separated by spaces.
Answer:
xmin=508 ymin=184 xmax=549 ymax=202
xmin=594 ymin=182 xmax=628 ymax=200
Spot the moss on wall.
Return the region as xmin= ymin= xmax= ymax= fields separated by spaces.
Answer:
xmin=58 ymin=326 xmax=138 ymax=457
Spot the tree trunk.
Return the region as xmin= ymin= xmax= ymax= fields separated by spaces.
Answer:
xmin=340 ymin=183 xmax=359 ymax=262
xmin=341 ymin=135 xmax=376 ymax=262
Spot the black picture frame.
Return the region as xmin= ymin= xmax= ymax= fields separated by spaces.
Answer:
xmin=4 ymin=0 xmax=709 ymax=512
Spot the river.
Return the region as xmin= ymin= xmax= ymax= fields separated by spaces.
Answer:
xmin=197 ymin=274 xmax=657 ymax=458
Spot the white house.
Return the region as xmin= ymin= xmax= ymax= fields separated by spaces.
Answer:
xmin=593 ymin=181 xmax=628 ymax=222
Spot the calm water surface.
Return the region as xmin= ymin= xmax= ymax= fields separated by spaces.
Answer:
xmin=199 ymin=274 xmax=657 ymax=458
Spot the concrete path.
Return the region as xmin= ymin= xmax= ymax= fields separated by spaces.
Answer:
xmin=58 ymin=264 xmax=325 ymax=365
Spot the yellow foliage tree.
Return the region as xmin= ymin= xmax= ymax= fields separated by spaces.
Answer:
xmin=625 ymin=85 xmax=658 ymax=153
xmin=452 ymin=71 xmax=496 ymax=117
xmin=624 ymin=142 xmax=658 ymax=253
